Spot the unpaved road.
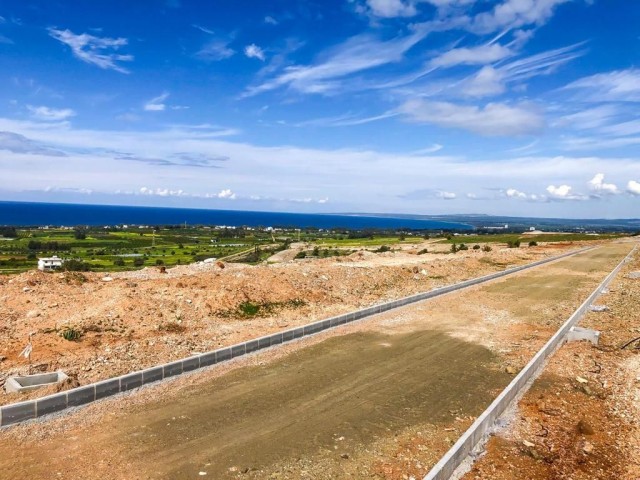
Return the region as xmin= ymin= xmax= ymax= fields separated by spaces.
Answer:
xmin=0 ymin=243 xmax=633 ymax=480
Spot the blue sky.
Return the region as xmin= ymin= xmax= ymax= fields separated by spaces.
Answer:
xmin=0 ymin=0 xmax=639 ymax=218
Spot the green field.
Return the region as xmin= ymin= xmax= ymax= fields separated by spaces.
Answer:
xmin=0 ymin=226 xmax=629 ymax=274
xmin=0 ymin=226 xmax=271 ymax=273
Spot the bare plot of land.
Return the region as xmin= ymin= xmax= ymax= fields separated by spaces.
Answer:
xmin=0 ymin=243 xmax=632 ymax=480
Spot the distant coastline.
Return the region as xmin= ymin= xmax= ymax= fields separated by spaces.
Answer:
xmin=0 ymin=201 xmax=474 ymax=230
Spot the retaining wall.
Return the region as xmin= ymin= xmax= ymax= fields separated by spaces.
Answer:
xmin=0 ymin=246 xmax=592 ymax=427
xmin=423 ymin=244 xmax=637 ymax=480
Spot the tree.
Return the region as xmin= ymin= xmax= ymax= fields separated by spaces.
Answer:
xmin=63 ymin=259 xmax=91 ymax=272
xmin=113 ymin=258 xmax=125 ymax=266
xmin=133 ymin=258 xmax=144 ymax=267
xmin=74 ymin=228 xmax=87 ymax=240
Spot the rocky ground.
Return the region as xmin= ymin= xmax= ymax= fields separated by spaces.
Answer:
xmin=0 ymin=241 xmax=582 ymax=405
xmin=461 ymin=245 xmax=640 ymax=480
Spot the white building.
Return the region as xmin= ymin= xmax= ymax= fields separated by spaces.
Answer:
xmin=38 ymin=256 xmax=64 ymax=271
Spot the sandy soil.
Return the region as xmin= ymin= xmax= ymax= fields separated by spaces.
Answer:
xmin=0 ymin=241 xmax=582 ymax=406
xmin=461 ymin=242 xmax=640 ymax=480
xmin=0 ymin=243 xmax=632 ymax=480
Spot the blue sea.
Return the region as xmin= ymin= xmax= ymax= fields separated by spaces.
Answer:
xmin=0 ymin=201 xmax=473 ymax=230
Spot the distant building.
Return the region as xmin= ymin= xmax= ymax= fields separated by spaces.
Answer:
xmin=38 ymin=256 xmax=64 ymax=271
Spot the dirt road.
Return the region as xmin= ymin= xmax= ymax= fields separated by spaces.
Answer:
xmin=0 ymin=243 xmax=632 ymax=480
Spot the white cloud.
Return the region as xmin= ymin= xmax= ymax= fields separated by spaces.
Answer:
xmin=2 ymin=115 xmax=640 ymax=216
xmin=214 ymin=188 xmax=236 ymax=199
xmin=243 ymin=28 xmax=429 ymax=96
xmin=264 ymin=16 xmax=278 ymax=25
xmin=626 ymin=180 xmax=640 ymax=196
xmin=48 ymin=28 xmax=133 ymax=73
xmin=436 ymin=190 xmax=456 ymax=199
xmin=366 ymin=0 xmax=417 ymax=17
xmin=471 ymin=0 xmax=571 ymax=34
xmin=192 ymin=24 xmax=215 ymax=35
xmin=546 ymin=184 xmax=586 ymax=200
xmin=398 ymin=99 xmax=543 ymax=136
xmin=144 ymin=92 xmax=169 ymax=112
xmin=504 ymin=188 xmax=543 ymax=201
xmin=506 ymin=188 xmax=527 ymax=199
xmin=564 ymin=69 xmax=640 ymax=102
xmin=196 ymin=40 xmax=235 ymax=61
xmin=588 ymin=173 xmax=618 ymax=195
xmin=0 ymin=34 xmax=13 ymax=45
xmin=27 ymin=105 xmax=76 ymax=121
xmin=139 ymin=187 xmax=186 ymax=197
xmin=244 ymin=44 xmax=265 ymax=61
xmin=430 ymin=43 xmax=513 ymax=68
xmin=554 ymin=105 xmax=620 ymax=131
xmin=462 ymin=66 xmax=506 ymax=97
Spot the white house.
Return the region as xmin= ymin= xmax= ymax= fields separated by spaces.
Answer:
xmin=38 ymin=256 xmax=64 ymax=271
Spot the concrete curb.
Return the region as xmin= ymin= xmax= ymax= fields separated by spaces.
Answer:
xmin=0 ymin=246 xmax=593 ymax=427
xmin=423 ymin=244 xmax=637 ymax=480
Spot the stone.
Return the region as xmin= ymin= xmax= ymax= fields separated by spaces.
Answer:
xmin=583 ymin=441 xmax=594 ymax=454
xmin=340 ymin=453 xmax=349 ymax=459
xmin=577 ymin=419 xmax=595 ymax=435
xmin=506 ymin=366 xmax=518 ymax=374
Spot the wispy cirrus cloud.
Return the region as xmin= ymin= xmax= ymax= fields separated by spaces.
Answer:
xmin=196 ymin=39 xmax=235 ymax=61
xmin=564 ymin=68 xmax=640 ymax=102
xmin=430 ymin=43 xmax=513 ymax=68
xmin=398 ymin=99 xmax=543 ymax=136
xmin=144 ymin=92 xmax=169 ymax=112
xmin=0 ymin=131 xmax=66 ymax=157
xmin=27 ymin=105 xmax=76 ymax=121
xmin=243 ymin=27 xmax=430 ymax=96
xmin=48 ymin=28 xmax=133 ymax=73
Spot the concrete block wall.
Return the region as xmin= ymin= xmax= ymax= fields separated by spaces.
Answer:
xmin=423 ymin=245 xmax=637 ymax=480
xmin=0 ymin=246 xmax=592 ymax=428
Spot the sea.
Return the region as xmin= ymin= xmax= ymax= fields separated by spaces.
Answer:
xmin=0 ymin=201 xmax=473 ymax=230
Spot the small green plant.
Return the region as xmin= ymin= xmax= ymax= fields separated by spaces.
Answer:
xmin=113 ymin=258 xmax=125 ymax=266
xmin=133 ymin=258 xmax=144 ymax=267
xmin=376 ymin=245 xmax=391 ymax=253
xmin=417 ymin=248 xmax=429 ymax=255
xmin=458 ymin=243 xmax=469 ymax=251
xmin=528 ymin=241 xmax=538 ymax=247
xmin=238 ymin=301 xmax=261 ymax=317
xmin=507 ymin=240 xmax=521 ymax=248
xmin=60 ymin=326 xmax=82 ymax=341
xmin=482 ymin=245 xmax=492 ymax=252
xmin=473 ymin=244 xmax=481 ymax=250
xmin=451 ymin=243 xmax=458 ymax=253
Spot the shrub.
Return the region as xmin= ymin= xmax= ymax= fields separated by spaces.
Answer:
xmin=417 ymin=248 xmax=428 ymax=255
xmin=133 ymin=258 xmax=144 ymax=267
xmin=63 ymin=259 xmax=91 ymax=272
xmin=113 ymin=258 xmax=125 ymax=266
xmin=60 ymin=326 xmax=82 ymax=341
xmin=451 ymin=243 xmax=458 ymax=253
xmin=528 ymin=241 xmax=538 ymax=247
xmin=482 ymin=245 xmax=492 ymax=252
xmin=376 ymin=245 xmax=391 ymax=253
xmin=238 ymin=301 xmax=261 ymax=317
xmin=73 ymin=228 xmax=87 ymax=240
xmin=473 ymin=244 xmax=481 ymax=250
xmin=155 ymin=259 xmax=164 ymax=266
xmin=507 ymin=240 xmax=521 ymax=248
xmin=458 ymin=243 xmax=469 ymax=251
